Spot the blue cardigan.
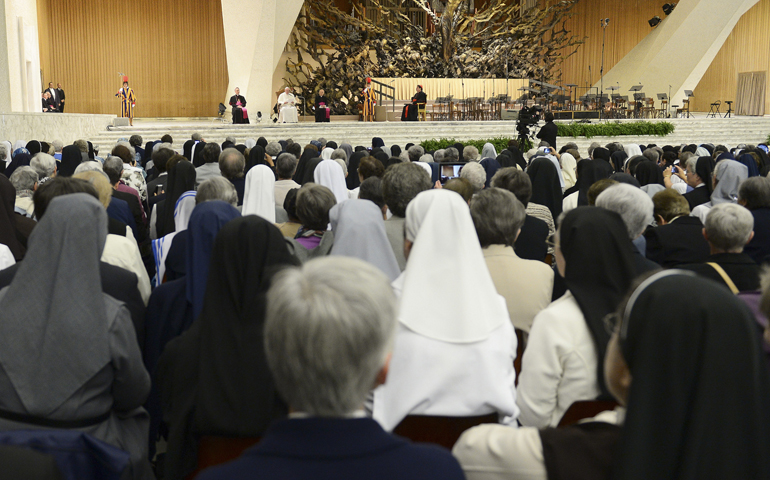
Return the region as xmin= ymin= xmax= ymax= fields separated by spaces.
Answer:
xmin=196 ymin=417 xmax=465 ymax=480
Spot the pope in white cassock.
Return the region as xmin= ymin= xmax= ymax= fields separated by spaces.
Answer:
xmin=278 ymin=87 xmax=298 ymax=123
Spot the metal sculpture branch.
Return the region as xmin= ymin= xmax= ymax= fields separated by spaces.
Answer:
xmin=285 ymin=0 xmax=584 ymax=115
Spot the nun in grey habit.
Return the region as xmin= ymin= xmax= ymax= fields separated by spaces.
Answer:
xmin=0 ymin=194 xmax=153 ymax=479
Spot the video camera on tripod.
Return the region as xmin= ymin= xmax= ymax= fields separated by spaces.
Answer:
xmin=516 ymin=105 xmax=543 ymax=149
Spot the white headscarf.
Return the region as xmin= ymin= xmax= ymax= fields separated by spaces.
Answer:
xmin=330 ymin=200 xmax=400 ymax=281
xmin=712 ymin=160 xmax=748 ymax=205
xmin=481 ymin=143 xmax=497 ymax=160
xmin=624 ymin=144 xmax=642 ymax=158
xmin=245 ymin=138 xmax=256 ymax=150
xmin=400 ymin=189 xmax=509 ymax=343
xmin=152 ymin=191 xmax=196 ymax=286
xmin=1 ymin=141 xmax=11 ymax=168
xmin=561 ymin=152 xmax=578 ymax=189
xmin=314 ymin=159 xmax=349 ymax=204
xmin=321 ymin=147 xmax=334 ymax=160
xmin=0 ymin=244 xmax=15 ymax=270
xmin=415 ymin=162 xmax=432 ymax=178
xmin=243 ymin=164 xmax=276 ymax=222
xmin=695 ymin=147 xmax=710 ymax=158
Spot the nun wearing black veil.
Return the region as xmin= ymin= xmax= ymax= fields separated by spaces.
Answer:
xmin=0 ymin=194 xmax=152 ymax=479
xmin=614 ymin=272 xmax=770 ymax=480
xmin=516 ymin=207 xmax=636 ymax=428
xmin=453 ymin=271 xmax=770 ymax=480
xmin=157 ymin=216 xmax=299 ymax=479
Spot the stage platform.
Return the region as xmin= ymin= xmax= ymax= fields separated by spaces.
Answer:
xmin=90 ymin=115 xmax=770 ymax=156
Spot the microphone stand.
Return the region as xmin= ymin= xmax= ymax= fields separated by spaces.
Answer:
xmin=599 ymin=18 xmax=609 ymax=122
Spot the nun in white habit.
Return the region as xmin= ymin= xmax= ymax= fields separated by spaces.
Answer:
xmin=242 ymin=164 xmax=276 ymax=222
xmin=321 ymin=147 xmax=334 ymax=160
xmin=314 ymin=159 xmax=350 ymax=205
xmin=372 ymin=189 xmax=519 ymax=432
xmin=329 ymin=199 xmax=400 ymax=282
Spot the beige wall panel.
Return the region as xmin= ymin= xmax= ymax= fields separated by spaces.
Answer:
xmin=37 ymin=0 xmax=229 ymax=117
xmin=692 ymin=0 xmax=770 ymax=113
xmin=555 ymin=0 xmax=665 ymax=96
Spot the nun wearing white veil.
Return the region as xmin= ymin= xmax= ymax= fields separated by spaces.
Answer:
xmin=329 ymin=199 xmax=400 ymax=282
xmin=242 ymin=164 xmax=276 ymax=222
xmin=372 ymin=189 xmax=519 ymax=432
xmin=314 ymin=159 xmax=350 ymax=204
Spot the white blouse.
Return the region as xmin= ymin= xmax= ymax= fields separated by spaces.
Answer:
xmin=516 ymin=292 xmax=601 ymax=428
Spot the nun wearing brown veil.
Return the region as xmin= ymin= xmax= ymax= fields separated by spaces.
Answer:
xmin=0 ymin=194 xmax=152 ymax=479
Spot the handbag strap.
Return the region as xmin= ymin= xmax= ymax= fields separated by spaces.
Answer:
xmin=707 ymin=262 xmax=740 ymax=295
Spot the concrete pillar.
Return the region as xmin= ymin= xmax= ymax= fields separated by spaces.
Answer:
xmin=221 ymin=0 xmax=304 ymax=121
xmin=0 ymin=0 xmax=41 ymax=114
xmin=595 ymin=0 xmax=759 ymax=109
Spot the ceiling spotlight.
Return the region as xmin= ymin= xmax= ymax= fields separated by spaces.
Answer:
xmin=662 ymin=3 xmax=676 ymax=15
xmin=649 ymin=16 xmax=661 ymax=27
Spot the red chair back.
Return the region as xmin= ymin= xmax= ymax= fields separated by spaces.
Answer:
xmin=392 ymin=413 xmax=498 ymax=450
xmin=557 ymin=400 xmax=618 ymax=427
xmin=186 ymin=436 xmax=261 ymax=479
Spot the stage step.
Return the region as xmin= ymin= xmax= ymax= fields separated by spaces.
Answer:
xmin=89 ymin=116 xmax=770 ymax=158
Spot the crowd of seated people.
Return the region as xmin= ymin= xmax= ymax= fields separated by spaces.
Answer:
xmin=1 ymin=131 xmax=770 ymax=480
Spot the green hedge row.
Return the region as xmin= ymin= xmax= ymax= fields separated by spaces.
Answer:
xmin=557 ymin=121 xmax=675 ymax=138
xmin=420 ymin=137 xmax=512 ymax=153
xmin=419 ymin=122 xmax=676 ymax=153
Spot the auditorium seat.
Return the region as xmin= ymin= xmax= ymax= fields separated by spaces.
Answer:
xmin=557 ymin=400 xmax=619 ymax=428
xmin=187 ymin=436 xmax=262 ymax=480
xmin=392 ymin=413 xmax=498 ymax=450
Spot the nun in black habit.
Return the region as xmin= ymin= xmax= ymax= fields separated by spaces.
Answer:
xmin=612 ymin=271 xmax=770 ymax=480
xmin=154 ymin=161 xmax=197 ymax=238
xmin=157 ymin=216 xmax=299 ymax=480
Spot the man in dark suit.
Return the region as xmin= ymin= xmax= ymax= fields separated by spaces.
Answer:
xmin=56 ymin=83 xmax=66 ymax=112
xmin=679 ymin=203 xmax=760 ymax=292
xmin=536 ymin=112 xmax=558 ymax=151
xmin=645 ymin=188 xmax=710 ymax=267
xmin=197 ymin=257 xmax=464 ymax=480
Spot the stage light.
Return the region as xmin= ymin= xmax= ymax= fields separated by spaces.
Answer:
xmin=649 ymin=16 xmax=661 ymax=27
xmin=662 ymin=3 xmax=676 ymax=15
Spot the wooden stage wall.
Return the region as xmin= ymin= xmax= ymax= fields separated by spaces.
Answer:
xmin=549 ymin=0 xmax=670 ymax=96
xmin=693 ymin=0 xmax=770 ymax=114
xmin=372 ymin=78 xmax=527 ymax=101
xmin=36 ymin=0 xmax=229 ymax=118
